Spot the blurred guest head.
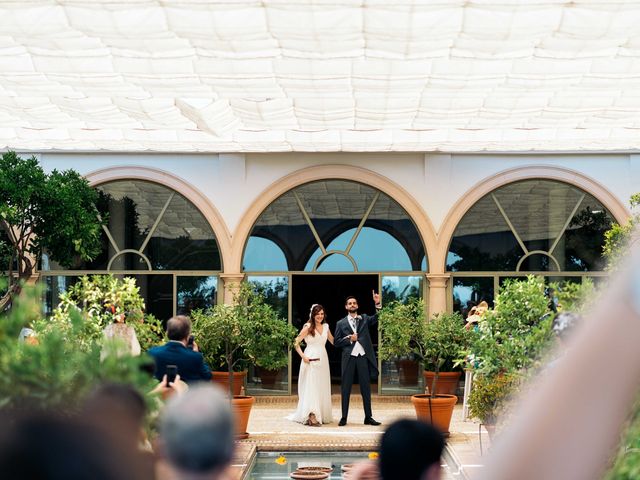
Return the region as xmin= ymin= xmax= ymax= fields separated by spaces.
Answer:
xmin=82 ymin=383 xmax=147 ymax=447
xmin=0 ymin=411 xmax=135 ymax=480
xmin=379 ymin=419 xmax=445 ymax=480
xmin=160 ymin=384 xmax=234 ymax=479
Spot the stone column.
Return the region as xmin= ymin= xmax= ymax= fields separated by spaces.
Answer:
xmin=220 ymin=273 xmax=245 ymax=305
xmin=426 ymin=273 xmax=450 ymax=318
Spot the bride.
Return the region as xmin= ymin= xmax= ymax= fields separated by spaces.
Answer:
xmin=287 ymin=304 xmax=334 ymax=426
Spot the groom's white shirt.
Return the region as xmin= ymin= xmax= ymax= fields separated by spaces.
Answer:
xmin=348 ymin=314 xmax=366 ymax=357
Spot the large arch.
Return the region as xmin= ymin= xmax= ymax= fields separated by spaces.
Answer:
xmin=230 ymin=164 xmax=437 ymax=275
xmin=84 ymin=165 xmax=233 ymax=271
xmin=434 ymin=165 xmax=631 ymax=274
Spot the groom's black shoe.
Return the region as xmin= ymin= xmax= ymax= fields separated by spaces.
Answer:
xmin=338 ymin=417 xmax=347 ymax=426
xmin=364 ymin=417 xmax=381 ymax=426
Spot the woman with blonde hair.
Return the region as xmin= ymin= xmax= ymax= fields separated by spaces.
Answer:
xmin=465 ymin=300 xmax=489 ymax=330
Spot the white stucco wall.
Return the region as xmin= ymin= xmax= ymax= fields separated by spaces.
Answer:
xmin=36 ymin=151 xmax=636 ymax=239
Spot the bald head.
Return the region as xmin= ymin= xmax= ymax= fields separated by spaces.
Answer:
xmin=166 ymin=315 xmax=191 ymax=342
xmin=161 ymin=385 xmax=234 ymax=478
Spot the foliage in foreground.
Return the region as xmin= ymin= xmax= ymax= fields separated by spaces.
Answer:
xmin=607 ymin=397 xmax=640 ymax=480
xmin=466 ymin=275 xmax=593 ymax=426
xmin=603 ymin=193 xmax=639 ymax=269
xmin=0 ymin=285 xmax=155 ymax=413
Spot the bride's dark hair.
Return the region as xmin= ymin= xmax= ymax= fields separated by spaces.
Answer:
xmin=308 ymin=304 xmax=325 ymax=337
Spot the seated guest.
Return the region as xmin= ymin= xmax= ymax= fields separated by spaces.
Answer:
xmin=148 ymin=316 xmax=212 ymax=384
xmin=159 ymin=384 xmax=234 ymax=480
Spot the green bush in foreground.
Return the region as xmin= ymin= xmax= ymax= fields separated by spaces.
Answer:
xmin=0 ymin=285 xmax=155 ymax=414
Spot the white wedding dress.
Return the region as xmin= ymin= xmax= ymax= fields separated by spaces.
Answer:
xmin=287 ymin=324 xmax=333 ymax=424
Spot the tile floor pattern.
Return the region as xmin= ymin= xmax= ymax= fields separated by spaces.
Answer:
xmin=226 ymin=395 xmax=491 ymax=480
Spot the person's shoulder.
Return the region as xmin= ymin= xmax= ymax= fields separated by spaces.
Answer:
xmin=147 ymin=343 xmax=166 ymax=354
xmin=181 ymin=348 xmax=205 ymax=360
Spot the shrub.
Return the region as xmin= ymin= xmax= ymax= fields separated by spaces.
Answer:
xmin=0 ymin=285 xmax=155 ymax=413
xmin=191 ymin=282 xmax=296 ymax=396
xmin=43 ymin=275 xmax=164 ymax=352
xmin=467 ymin=372 xmax=520 ymax=425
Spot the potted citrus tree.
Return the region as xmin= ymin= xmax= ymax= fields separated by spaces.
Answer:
xmin=465 ymin=275 xmax=555 ymax=436
xmin=378 ymin=297 xmax=425 ymax=389
xmin=190 ymin=282 xmax=296 ymax=438
xmin=422 ymin=311 xmax=468 ymax=396
xmin=379 ymin=299 xmax=468 ymax=434
xmin=411 ymin=312 xmax=468 ymax=435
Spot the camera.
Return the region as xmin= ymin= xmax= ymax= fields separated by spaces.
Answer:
xmin=187 ymin=335 xmax=195 ymax=350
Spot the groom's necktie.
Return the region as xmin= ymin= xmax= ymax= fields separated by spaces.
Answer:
xmin=350 ymin=316 xmax=365 ymax=357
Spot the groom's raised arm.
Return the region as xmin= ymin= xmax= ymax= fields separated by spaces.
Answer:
xmin=366 ymin=290 xmax=383 ymax=326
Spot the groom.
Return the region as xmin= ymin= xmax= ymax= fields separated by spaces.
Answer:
xmin=334 ymin=291 xmax=382 ymax=426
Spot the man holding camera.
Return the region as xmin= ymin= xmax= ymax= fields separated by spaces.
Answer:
xmin=148 ymin=315 xmax=212 ymax=384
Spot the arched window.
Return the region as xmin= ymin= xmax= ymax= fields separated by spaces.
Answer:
xmin=243 ymin=180 xmax=425 ymax=272
xmin=448 ymin=179 xmax=613 ymax=272
xmin=41 ymin=180 xmax=221 ymax=320
xmin=447 ymin=179 xmax=613 ymax=315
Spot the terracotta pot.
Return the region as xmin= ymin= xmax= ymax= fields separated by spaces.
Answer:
xmin=396 ymin=359 xmax=419 ymax=386
xmin=232 ymin=395 xmax=254 ymax=439
xmin=423 ymin=371 xmax=461 ymax=397
xmin=411 ymin=394 xmax=457 ymax=435
xmin=258 ymin=368 xmax=280 ymax=389
xmin=211 ymin=371 xmax=247 ymax=396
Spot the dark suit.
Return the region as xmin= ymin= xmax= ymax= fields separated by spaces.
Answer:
xmin=334 ymin=311 xmax=380 ymax=419
xmin=148 ymin=341 xmax=212 ymax=384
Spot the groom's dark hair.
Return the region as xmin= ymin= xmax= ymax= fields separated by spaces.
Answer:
xmin=344 ymin=296 xmax=357 ymax=305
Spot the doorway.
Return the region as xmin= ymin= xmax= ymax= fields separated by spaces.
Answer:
xmin=292 ymin=274 xmax=379 ymax=388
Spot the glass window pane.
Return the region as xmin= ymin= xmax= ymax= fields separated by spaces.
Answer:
xmin=177 ymin=276 xmax=218 ymax=317
xmin=244 ymin=180 xmax=425 ymax=272
xmin=45 ymin=180 xmax=221 ymax=271
xmin=518 ymin=252 xmax=559 ymax=272
xmin=43 ymin=275 xmax=80 ymax=318
xmin=243 ymin=237 xmax=288 ymax=271
xmin=380 ymin=275 xmax=425 ymax=395
xmin=127 ymin=274 xmax=173 ymax=323
xmin=295 ymin=181 xmax=375 ymax=249
xmin=316 ymin=253 xmax=356 ymax=272
xmin=447 ymin=195 xmax=522 ymax=271
xmin=350 ymin=228 xmax=412 ymax=271
xmin=246 ymin=276 xmax=289 ymax=394
xmin=244 ymin=192 xmax=318 ymax=272
xmin=452 ymin=277 xmax=495 ymax=318
xmin=381 ymin=276 xmax=423 ymax=304
xmin=365 ymin=195 xmax=426 ymax=271
xmin=247 ymin=276 xmax=289 ymax=320
xmin=447 ymin=180 xmax=614 ymax=272
xmin=43 ymin=274 xmax=174 ymax=324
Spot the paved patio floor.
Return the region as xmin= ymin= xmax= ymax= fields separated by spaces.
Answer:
xmin=227 ymin=395 xmax=491 ymax=479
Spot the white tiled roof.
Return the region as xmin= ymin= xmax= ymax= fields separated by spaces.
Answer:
xmin=2 ymin=1 xmax=640 ymax=152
